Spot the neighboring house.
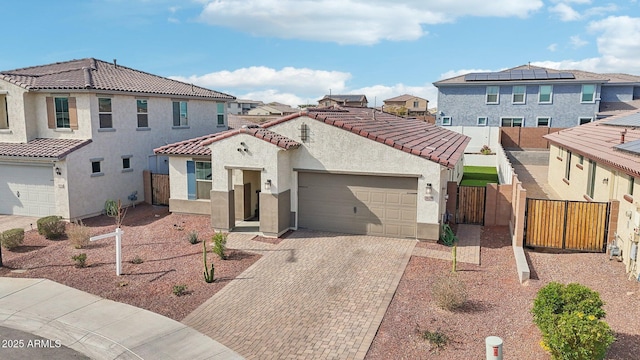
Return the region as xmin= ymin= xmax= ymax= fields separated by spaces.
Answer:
xmin=155 ymin=107 xmax=469 ymax=240
xmin=544 ymin=113 xmax=640 ymax=277
xmin=434 ymin=65 xmax=640 ymax=128
xmin=247 ymin=102 xmax=298 ymax=116
xmin=317 ymin=95 xmax=368 ymax=108
xmin=227 ymin=99 xmax=263 ymax=115
xmin=0 ymin=58 xmax=234 ymax=218
xmin=383 ymin=94 xmax=429 ymax=117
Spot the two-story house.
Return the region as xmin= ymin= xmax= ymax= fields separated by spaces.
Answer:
xmin=317 ymin=95 xmax=368 ymax=108
xmin=544 ymin=112 xmax=639 ymax=278
xmin=434 ymin=65 xmax=640 ymax=128
xmin=382 ymin=94 xmax=429 ymax=117
xmin=0 ymin=58 xmax=234 ymax=219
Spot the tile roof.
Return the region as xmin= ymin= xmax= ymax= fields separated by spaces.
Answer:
xmin=154 ymin=133 xmax=222 ymax=156
xmin=157 ymin=107 xmax=470 ymax=168
xmin=434 ymin=64 xmax=633 ymax=86
xmin=0 ymin=138 xmax=92 ymax=160
xmin=0 ymin=58 xmax=235 ymax=100
xmin=544 ymin=112 xmax=640 ymax=177
xmin=384 ymin=94 xmax=427 ymax=103
xmin=264 ymin=107 xmax=470 ymax=168
xmin=201 ymin=126 xmax=301 ymax=150
xmin=318 ymin=94 xmax=367 ymax=102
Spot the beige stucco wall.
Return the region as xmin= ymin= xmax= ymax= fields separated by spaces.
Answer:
xmin=269 ymin=116 xmax=446 ymax=226
xmin=548 ymin=144 xmax=640 ymax=273
xmin=0 ymin=81 xmax=29 ymax=142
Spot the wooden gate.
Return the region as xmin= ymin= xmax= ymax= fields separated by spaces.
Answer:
xmin=524 ymin=199 xmax=610 ymax=252
xmin=456 ymin=185 xmax=486 ymax=225
xmin=151 ymin=173 xmax=170 ymax=206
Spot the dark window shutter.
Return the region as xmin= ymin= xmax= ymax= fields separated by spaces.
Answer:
xmin=173 ymin=102 xmax=180 ymax=126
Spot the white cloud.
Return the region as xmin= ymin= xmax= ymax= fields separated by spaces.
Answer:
xmin=570 ymin=35 xmax=588 ymax=48
xmin=548 ymin=43 xmax=558 ymax=52
xmin=549 ymin=3 xmax=581 ymax=21
xmin=197 ymin=0 xmax=543 ymax=45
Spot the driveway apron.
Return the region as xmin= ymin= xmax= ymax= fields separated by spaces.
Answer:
xmin=183 ymin=230 xmax=416 ymax=360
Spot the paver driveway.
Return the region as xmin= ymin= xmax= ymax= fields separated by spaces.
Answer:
xmin=183 ymin=230 xmax=416 ymax=360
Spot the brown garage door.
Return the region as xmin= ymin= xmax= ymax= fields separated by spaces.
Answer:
xmin=298 ymin=172 xmax=417 ymax=238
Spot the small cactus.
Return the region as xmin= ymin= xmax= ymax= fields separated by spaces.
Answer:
xmin=203 ymin=239 xmax=215 ymax=283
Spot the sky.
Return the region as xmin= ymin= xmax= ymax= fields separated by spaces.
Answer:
xmin=2 ymin=0 xmax=640 ymax=108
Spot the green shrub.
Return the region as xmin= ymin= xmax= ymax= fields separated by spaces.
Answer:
xmin=421 ymin=329 xmax=450 ymax=353
xmin=37 ymin=216 xmax=66 ymax=239
xmin=203 ymin=239 xmax=215 ymax=283
xmin=68 ymin=220 xmax=90 ymax=249
xmin=532 ymin=282 xmax=614 ymax=360
xmin=172 ymin=284 xmax=188 ymax=296
xmin=212 ymin=232 xmax=228 ymax=260
xmin=72 ymin=253 xmax=87 ymax=268
xmin=188 ymin=230 xmax=199 ymax=244
xmin=1 ymin=228 xmax=24 ymax=250
xmin=431 ymin=273 xmax=467 ymax=311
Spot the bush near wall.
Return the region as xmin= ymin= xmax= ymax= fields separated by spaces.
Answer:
xmin=37 ymin=216 xmax=66 ymax=240
xmin=1 ymin=228 xmax=25 ymax=250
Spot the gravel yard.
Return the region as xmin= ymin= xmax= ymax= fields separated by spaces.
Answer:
xmin=366 ymin=226 xmax=640 ymax=360
xmin=0 ymin=204 xmax=259 ymax=321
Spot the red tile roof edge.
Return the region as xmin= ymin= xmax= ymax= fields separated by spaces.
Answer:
xmin=200 ymin=127 xmax=301 ymax=150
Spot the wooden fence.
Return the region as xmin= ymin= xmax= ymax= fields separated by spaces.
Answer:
xmin=456 ymin=186 xmax=486 ymax=225
xmin=151 ymin=173 xmax=170 ymax=206
xmin=524 ymin=198 xmax=610 ymax=252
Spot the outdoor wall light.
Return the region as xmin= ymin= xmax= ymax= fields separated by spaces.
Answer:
xmin=602 ymin=178 xmax=609 ymax=184
xmin=55 ymin=167 xmax=62 ymax=175
xmin=265 ymin=179 xmax=272 ymax=190
xmin=425 ymin=183 xmax=434 ymax=201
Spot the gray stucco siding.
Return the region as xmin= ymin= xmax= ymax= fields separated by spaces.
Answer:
xmin=437 ymin=83 xmax=600 ymax=128
xmin=600 ymin=85 xmax=634 ymax=102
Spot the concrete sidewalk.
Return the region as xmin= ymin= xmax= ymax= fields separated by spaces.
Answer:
xmin=0 ymin=278 xmax=243 ymax=360
xmin=0 ymin=215 xmax=38 ymax=233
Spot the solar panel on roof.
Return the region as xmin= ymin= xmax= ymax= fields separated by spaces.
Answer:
xmin=547 ymin=72 xmax=560 ymax=79
xmin=614 ymin=139 xmax=640 ymax=155
xmin=522 ymin=72 xmax=536 ymax=80
xmin=476 ymin=74 xmax=488 ymax=80
xmin=499 ymin=73 xmax=511 ymax=80
xmin=510 ymin=72 xmax=523 ymax=80
xmin=464 ymin=69 xmax=576 ymax=81
xmin=560 ymin=72 xmax=575 ymax=79
xmin=488 ymin=73 xmax=500 ymax=80
xmin=464 ymin=74 xmax=476 ymax=81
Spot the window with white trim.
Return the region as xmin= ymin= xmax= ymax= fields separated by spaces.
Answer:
xmin=477 ymin=117 xmax=487 ymax=126
xmin=172 ymin=101 xmax=188 ymax=126
xmin=512 ymin=85 xmax=526 ymax=104
xmin=441 ymin=116 xmax=451 ymax=126
xmin=55 ymin=97 xmax=70 ymax=128
xmin=486 ymin=86 xmax=499 ymax=104
xmin=195 ymin=161 xmax=212 ymax=199
xmin=122 ymin=155 xmax=133 ymax=172
xmin=581 ymin=84 xmax=596 ymax=103
xmin=537 ymin=117 xmax=550 ymax=127
xmin=90 ymin=158 xmax=104 ymax=177
xmin=137 ymin=99 xmax=148 ymax=128
xmin=217 ymin=103 xmax=225 ymax=126
xmin=501 ymin=117 xmax=523 ymax=127
xmin=579 ymin=117 xmax=593 ymax=125
xmin=539 ymin=85 xmax=553 ymax=103
xmin=98 ymin=98 xmax=112 ymax=128
xmin=413 ymin=101 xmax=419 ymax=108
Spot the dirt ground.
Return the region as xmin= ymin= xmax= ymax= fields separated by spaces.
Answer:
xmin=366 ymin=226 xmax=640 ymax=360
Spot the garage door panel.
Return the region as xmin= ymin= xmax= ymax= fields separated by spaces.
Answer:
xmin=298 ymin=172 xmax=417 ymax=238
xmin=0 ymin=164 xmax=55 ymax=216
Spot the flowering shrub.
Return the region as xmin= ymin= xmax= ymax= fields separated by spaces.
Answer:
xmin=480 ymin=145 xmax=492 ymax=155
xmin=532 ymin=282 xmax=614 ymax=360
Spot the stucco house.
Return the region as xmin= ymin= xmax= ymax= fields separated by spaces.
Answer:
xmin=0 ymin=58 xmax=234 ymax=219
xmin=434 ymin=65 xmax=640 ymax=128
xmin=382 ymin=94 xmax=429 ymax=117
xmin=544 ymin=113 xmax=640 ymax=277
xmin=155 ymin=107 xmax=470 ymax=240
xmin=247 ymin=102 xmax=297 ymax=116
xmin=317 ymin=95 xmax=368 ymax=108
xmin=227 ymin=99 xmax=263 ymax=115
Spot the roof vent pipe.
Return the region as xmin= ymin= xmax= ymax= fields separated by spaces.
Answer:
xmin=621 ymin=129 xmax=627 ymax=144
xmin=113 ymin=59 xmax=117 ymax=68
